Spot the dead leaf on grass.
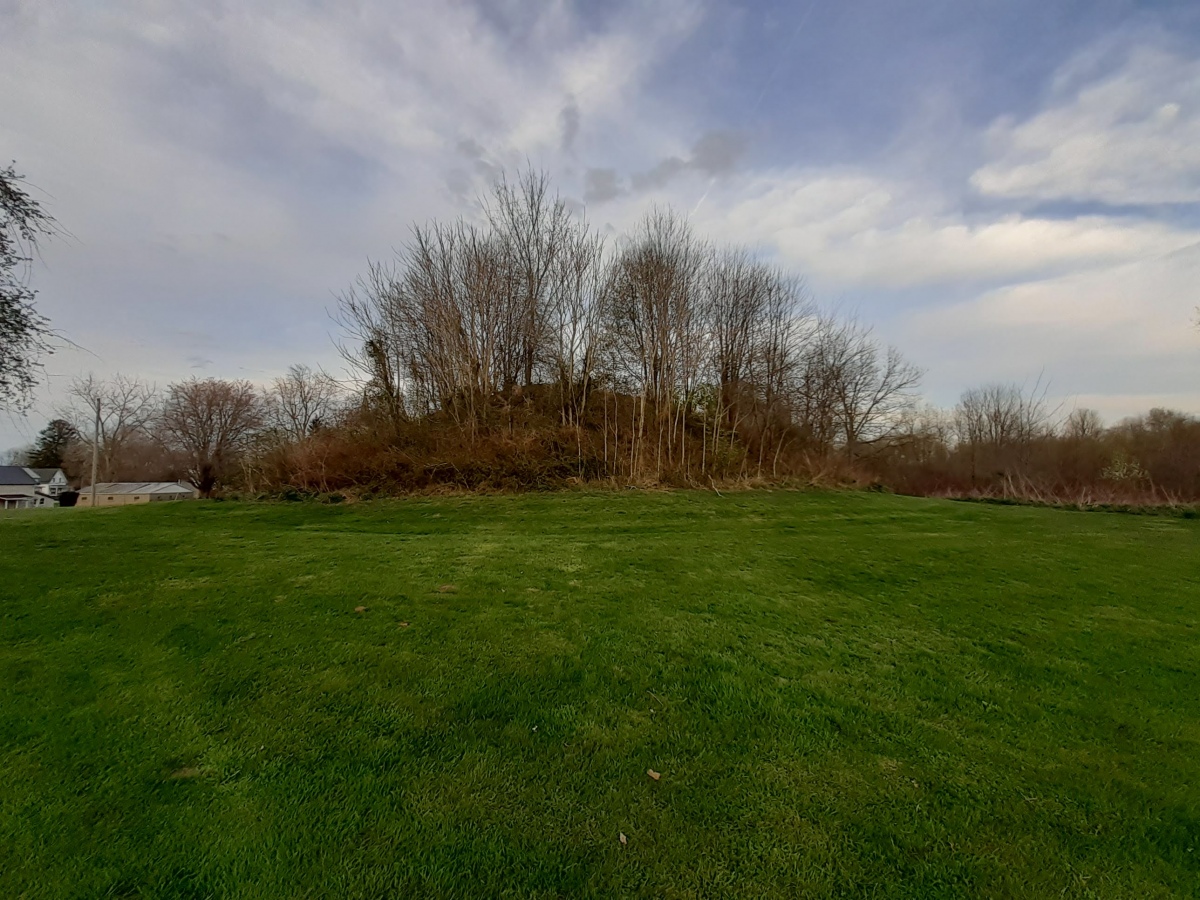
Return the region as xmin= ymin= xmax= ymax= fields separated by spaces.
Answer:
xmin=436 ymin=584 xmax=457 ymax=594
xmin=399 ymin=621 xmax=410 ymax=628
xmin=619 ymin=832 xmax=627 ymax=846
xmin=168 ymin=767 xmax=202 ymax=780
xmin=647 ymin=769 xmax=661 ymax=781
xmin=354 ymin=606 xmax=367 ymax=614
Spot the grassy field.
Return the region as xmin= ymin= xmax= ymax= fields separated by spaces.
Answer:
xmin=1 ymin=491 xmax=1198 ymax=898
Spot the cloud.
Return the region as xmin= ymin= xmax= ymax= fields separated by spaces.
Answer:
xmin=690 ymin=170 xmax=1200 ymax=288
xmin=971 ymin=43 xmax=1200 ymax=205
xmin=689 ymin=130 xmax=746 ymax=176
xmin=896 ymin=242 xmax=1200 ymax=417
xmin=0 ymin=0 xmax=708 ymax=447
xmin=913 ymin=242 xmax=1200 ymax=342
xmin=631 ymin=157 xmax=689 ymax=192
xmin=1 ymin=1 xmax=1197 ymax=449
xmin=559 ymin=96 xmax=581 ymax=153
xmin=584 ymin=168 xmax=623 ymax=204
xmin=627 ymin=129 xmax=749 ymax=193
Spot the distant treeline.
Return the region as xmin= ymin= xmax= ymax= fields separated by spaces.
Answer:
xmin=11 ymin=170 xmax=1199 ymax=505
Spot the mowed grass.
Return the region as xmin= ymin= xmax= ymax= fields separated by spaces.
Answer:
xmin=1 ymin=491 xmax=1198 ymax=899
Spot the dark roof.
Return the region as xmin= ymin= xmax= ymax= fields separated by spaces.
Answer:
xmin=0 ymin=466 xmax=37 ymax=486
xmin=30 ymin=468 xmax=64 ymax=481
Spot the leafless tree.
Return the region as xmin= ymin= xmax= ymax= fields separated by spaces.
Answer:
xmin=268 ymin=364 xmax=343 ymax=442
xmin=486 ymin=168 xmax=575 ymax=389
xmin=338 ymin=168 xmax=604 ymax=442
xmin=892 ymin=405 xmax=955 ymax=464
xmin=159 ymin=377 xmax=264 ymax=496
xmin=701 ymin=251 xmax=815 ymax=474
xmin=956 ymin=382 xmax=1049 ymax=449
xmin=1 ymin=444 xmax=33 ymax=465
xmin=63 ymin=374 xmax=160 ymax=482
xmin=337 ymin=221 xmax=505 ymax=431
xmin=604 ymin=208 xmax=709 ymax=476
xmin=705 ymin=249 xmax=769 ymax=433
xmin=792 ymin=319 xmax=921 ymax=460
xmin=955 ymin=381 xmax=1052 ymax=484
xmin=1063 ymin=407 xmax=1103 ymax=442
xmin=328 ymin=168 xmax=947 ymax=488
xmin=545 ymin=225 xmax=606 ymax=429
xmin=834 ymin=327 xmax=923 ymax=460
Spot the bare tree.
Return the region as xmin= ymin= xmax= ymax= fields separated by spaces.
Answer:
xmin=336 ymin=259 xmax=411 ymax=431
xmin=1063 ymin=407 xmax=1103 ymax=442
xmin=705 ymin=249 xmax=770 ymax=434
xmin=486 ymin=168 xmax=574 ymax=389
xmin=337 ymin=168 xmax=595 ymax=438
xmin=159 ymin=378 xmax=263 ymax=496
xmin=703 ymin=254 xmax=812 ymax=473
xmin=408 ymin=220 xmax=512 ymax=427
xmin=834 ymin=328 xmax=923 ymax=460
xmin=545 ymin=225 xmax=606 ymax=429
xmin=63 ymin=374 xmax=160 ymax=482
xmin=955 ymin=383 xmax=1049 ymax=450
xmin=604 ymin=208 xmax=709 ymax=476
xmin=892 ymin=404 xmax=955 ymax=465
xmin=268 ymin=364 xmax=343 ymax=442
xmin=328 ymin=168 xmax=951 ymax=489
xmin=1 ymin=444 xmax=33 ymax=465
xmin=955 ymin=381 xmax=1052 ymax=485
xmin=794 ymin=320 xmax=921 ymax=460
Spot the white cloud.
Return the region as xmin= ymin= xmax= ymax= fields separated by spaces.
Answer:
xmin=971 ymin=44 xmax=1200 ymax=205
xmin=910 ymin=241 xmax=1200 ymax=346
xmin=0 ymin=0 xmax=706 ymax=446
xmin=1 ymin=3 xmax=1197 ymax=450
xmin=686 ymin=170 xmax=1200 ymax=288
xmin=897 ymin=242 xmax=1200 ymax=418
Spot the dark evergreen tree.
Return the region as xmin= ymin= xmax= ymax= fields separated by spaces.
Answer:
xmin=27 ymin=418 xmax=77 ymax=470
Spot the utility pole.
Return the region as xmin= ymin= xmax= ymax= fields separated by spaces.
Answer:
xmin=90 ymin=397 xmax=100 ymax=508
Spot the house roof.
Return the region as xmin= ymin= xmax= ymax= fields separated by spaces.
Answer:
xmin=30 ymin=468 xmax=64 ymax=482
xmin=82 ymin=482 xmax=195 ymax=495
xmin=0 ymin=466 xmax=38 ymax=486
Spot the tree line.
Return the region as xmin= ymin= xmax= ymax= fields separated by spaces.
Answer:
xmin=10 ymin=367 xmax=336 ymax=497
xmin=332 ymin=170 xmax=923 ymax=485
xmin=6 ymin=168 xmax=1199 ymax=504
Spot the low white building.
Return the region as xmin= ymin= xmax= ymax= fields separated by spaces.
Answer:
xmin=76 ymin=482 xmax=197 ymax=507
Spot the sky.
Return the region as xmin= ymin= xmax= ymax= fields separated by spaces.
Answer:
xmin=2 ymin=0 xmax=1199 ymax=449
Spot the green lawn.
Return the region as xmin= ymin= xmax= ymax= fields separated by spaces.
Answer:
xmin=1 ymin=491 xmax=1198 ymax=898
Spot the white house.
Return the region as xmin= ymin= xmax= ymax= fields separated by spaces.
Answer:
xmin=0 ymin=466 xmax=54 ymax=509
xmin=30 ymin=467 xmax=69 ymax=498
